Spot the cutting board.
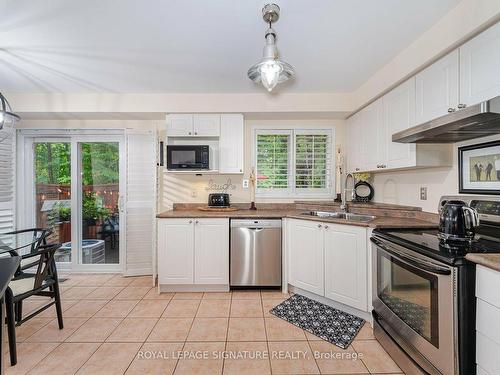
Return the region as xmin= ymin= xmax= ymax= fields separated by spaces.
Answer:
xmin=197 ymin=206 xmax=239 ymax=212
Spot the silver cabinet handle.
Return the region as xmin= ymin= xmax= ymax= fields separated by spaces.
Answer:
xmin=448 ymin=108 xmax=456 ymax=113
xmin=317 ymin=224 xmax=322 ymax=228
xmin=194 ymin=132 xmax=198 ymax=135
xmin=188 ymin=220 xmax=193 ymax=224
xmin=195 ymin=220 xmax=199 ymax=224
xmin=239 ymin=169 xmax=242 ymax=172
xmin=381 ymin=164 xmax=387 ymax=168
xmin=188 ymin=132 xmax=192 ymax=135
xmin=355 ymin=168 xmax=360 ymax=171
xmin=458 ymin=103 xmax=467 ymax=109
xmin=324 ymin=225 xmax=329 ymax=229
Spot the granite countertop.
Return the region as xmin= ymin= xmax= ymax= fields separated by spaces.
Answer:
xmin=466 ymin=254 xmax=500 ymax=272
xmin=157 ymin=208 xmax=436 ymax=229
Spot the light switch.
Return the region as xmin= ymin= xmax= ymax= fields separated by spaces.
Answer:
xmin=420 ymin=187 xmax=427 ymax=200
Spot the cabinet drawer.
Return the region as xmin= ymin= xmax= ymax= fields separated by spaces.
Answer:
xmin=477 ymin=331 xmax=500 ymax=375
xmin=476 ymin=265 xmax=500 ymax=309
xmin=477 ymin=298 xmax=500 ymax=345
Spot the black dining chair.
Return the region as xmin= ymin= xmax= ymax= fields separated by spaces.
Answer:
xmin=2 ymin=228 xmax=52 ymax=270
xmin=5 ymin=243 xmax=63 ymax=366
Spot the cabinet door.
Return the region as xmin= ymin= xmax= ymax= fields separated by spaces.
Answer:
xmin=219 ymin=114 xmax=244 ymax=174
xmin=288 ymin=219 xmax=324 ymax=296
xmin=384 ymin=78 xmax=417 ymax=169
xmin=360 ymin=98 xmax=385 ymax=171
xmin=324 ymin=224 xmax=367 ymax=310
xmin=157 ymin=219 xmax=194 ymax=284
xmin=460 ymin=22 xmax=500 ymax=106
xmin=193 ymin=114 xmax=221 ymax=136
xmin=194 ymin=218 xmax=229 ymax=284
xmin=416 ymin=50 xmax=459 ymax=124
xmin=166 ymin=114 xmax=194 ymax=136
xmin=346 ymin=113 xmax=361 ymax=173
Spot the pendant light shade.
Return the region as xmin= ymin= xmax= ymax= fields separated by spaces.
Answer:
xmin=247 ymin=4 xmax=295 ymax=92
xmin=0 ymin=92 xmax=20 ymax=131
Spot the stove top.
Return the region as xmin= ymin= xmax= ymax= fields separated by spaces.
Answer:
xmin=373 ymin=227 xmax=500 ymax=266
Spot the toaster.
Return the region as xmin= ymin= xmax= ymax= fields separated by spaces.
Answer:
xmin=208 ymin=193 xmax=230 ymax=207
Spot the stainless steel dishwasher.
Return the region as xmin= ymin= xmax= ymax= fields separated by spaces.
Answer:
xmin=230 ymin=219 xmax=282 ymax=287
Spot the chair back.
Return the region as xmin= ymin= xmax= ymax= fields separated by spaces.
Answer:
xmin=33 ymin=244 xmax=60 ymax=289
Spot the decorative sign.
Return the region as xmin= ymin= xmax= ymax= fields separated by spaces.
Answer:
xmin=205 ymin=178 xmax=237 ymax=192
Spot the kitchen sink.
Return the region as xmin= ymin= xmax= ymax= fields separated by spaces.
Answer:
xmin=300 ymin=211 xmax=376 ymax=222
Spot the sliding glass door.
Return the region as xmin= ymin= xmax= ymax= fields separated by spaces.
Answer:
xmin=34 ymin=141 xmax=72 ymax=263
xmin=79 ymin=142 xmax=120 ymax=265
xmin=22 ymin=132 xmax=125 ymax=272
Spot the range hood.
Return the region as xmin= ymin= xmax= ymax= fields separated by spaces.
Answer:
xmin=393 ymin=96 xmax=500 ymax=143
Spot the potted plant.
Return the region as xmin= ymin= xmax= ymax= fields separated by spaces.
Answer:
xmin=82 ymin=192 xmax=110 ymax=238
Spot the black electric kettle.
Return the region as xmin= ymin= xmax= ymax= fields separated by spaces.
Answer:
xmin=438 ymin=200 xmax=479 ymax=241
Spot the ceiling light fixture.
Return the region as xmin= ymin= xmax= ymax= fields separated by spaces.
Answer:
xmin=0 ymin=92 xmax=20 ymax=131
xmin=248 ymin=4 xmax=295 ymax=92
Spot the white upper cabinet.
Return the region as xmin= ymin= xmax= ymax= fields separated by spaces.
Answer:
xmin=194 ymin=219 xmax=229 ymax=285
xmin=360 ymin=98 xmax=385 ymax=171
xmin=324 ymin=224 xmax=367 ymax=311
xmin=288 ymin=219 xmax=325 ymax=296
xmin=166 ymin=114 xmax=221 ymax=137
xmin=346 ymin=112 xmax=362 ymax=173
xmin=416 ymin=50 xmax=459 ymax=124
xmin=166 ymin=114 xmax=194 ymax=136
xmin=193 ymin=114 xmax=220 ymax=136
xmin=460 ymin=22 xmax=500 ymax=107
xmin=384 ymin=78 xmax=417 ymax=169
xmin=219 ymin=114 xmax=244 ymax=174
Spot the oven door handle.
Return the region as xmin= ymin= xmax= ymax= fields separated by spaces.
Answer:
xmin=371 ymin=237 xmax=451 ymax=275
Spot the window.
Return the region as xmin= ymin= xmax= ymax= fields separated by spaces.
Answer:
xmin=254 ymin=129 xmax=334 ymax=197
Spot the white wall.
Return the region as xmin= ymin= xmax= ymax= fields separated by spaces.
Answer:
xmin=372 ymin=134 xmax=500 ymax=213
xmin=158 ymin=119 xmax=345 ymax=211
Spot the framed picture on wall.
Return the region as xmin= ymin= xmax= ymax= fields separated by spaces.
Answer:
xmin=459 ymin=140 xmax=500 ymax=195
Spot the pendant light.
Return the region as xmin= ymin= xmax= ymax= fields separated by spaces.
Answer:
xmin=247 ymin=4 xmax=295 ymax=92
xmin=0 ymin=92 xmax=20 ymax=131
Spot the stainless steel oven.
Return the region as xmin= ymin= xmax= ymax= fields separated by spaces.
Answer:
xmin=371 ymin=236 xmax=457 ymax=375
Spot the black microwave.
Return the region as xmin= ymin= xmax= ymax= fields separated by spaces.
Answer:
xmin=166 ymin=145 xmax=209 ymax=170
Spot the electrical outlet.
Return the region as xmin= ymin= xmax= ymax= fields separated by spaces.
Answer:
xmin=420 ymin=187 xmax=427 ymax=200
xmin=242 ymin=179 xmax=249 ymax=189
xmin=191 ymin=191 xmax=197 ymax=198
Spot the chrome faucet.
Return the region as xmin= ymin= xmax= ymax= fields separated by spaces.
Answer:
xmin=340 ymin=173 xmax=355 ymax=213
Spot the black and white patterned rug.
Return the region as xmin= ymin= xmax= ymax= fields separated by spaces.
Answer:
xmin=270 ymin=294 xmax=365 ymax=349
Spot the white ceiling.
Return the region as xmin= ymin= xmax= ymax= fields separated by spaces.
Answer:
xmin=0 ymin=0 xmax=460 ymax=94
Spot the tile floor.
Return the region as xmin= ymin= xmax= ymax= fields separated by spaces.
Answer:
xmin=4 ymin=273 xmax=403 ymax=374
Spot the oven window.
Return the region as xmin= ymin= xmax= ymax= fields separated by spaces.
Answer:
xmin=378 ymin=252 xmax=439 ymax=347
xmin=172 ymin=150 xmax=196 ymax=164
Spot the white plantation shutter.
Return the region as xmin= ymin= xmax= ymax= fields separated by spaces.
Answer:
xmin=124 ymin=129 xmax=156 ymax=276
xmin=295 ymin=130 xmax=333 ymax=194
xmin=0 ymin=128 xmax=15 ymax=236
xmin=255 ymin=131 xmax=291 ymax=195
xmin=255 ymin=129 xmax=334 ymax=197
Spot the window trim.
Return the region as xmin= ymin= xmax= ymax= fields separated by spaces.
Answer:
xmin=252 ymin=126 xmax=335 ymax=199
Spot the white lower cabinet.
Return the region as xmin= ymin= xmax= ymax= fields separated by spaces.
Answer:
xmin=288 ymin=219 xmax=325 ymax=296
xmin=324 ymin=224 xmax=367 ymax=310
xmin=157 ymin=218 xmax=229 ymax=287
xmin=475 ymin=265 xmax=500 ymax=375
xmin=194 ymin=219 xmax=229 ymax=284
xmin=157 ymin=219 xmax=194 ymax=284
xmin=287 ymin=219 xmax=368 ymax=312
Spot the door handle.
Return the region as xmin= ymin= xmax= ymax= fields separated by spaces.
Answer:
xmin=371 ymin=237 xmax=451 ymax=275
